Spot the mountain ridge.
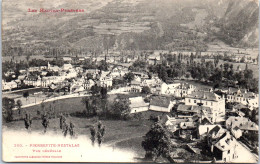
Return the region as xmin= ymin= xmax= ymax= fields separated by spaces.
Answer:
xmin=2 ymin=0 xmax=259 ymax=56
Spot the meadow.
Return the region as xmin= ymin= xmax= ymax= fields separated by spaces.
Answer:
xmin=3 ymin=94 xmax=165 ymax=160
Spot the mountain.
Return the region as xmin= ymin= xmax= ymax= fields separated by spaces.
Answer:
xmin=2 ymin=0 xmax=259 ymax=56
xmin=214 ymin=0 xmax=259 ymax=47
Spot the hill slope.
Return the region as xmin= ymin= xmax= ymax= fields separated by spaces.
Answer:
xmin=2 ymin=0 xmax=259 ymax=56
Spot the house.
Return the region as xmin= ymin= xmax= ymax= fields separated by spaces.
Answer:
xmin=85 ymin=69 xmax=100 ymax=79
xmin=49 ymin=65 xmax=60 ymax=72
xmin=70 ymin=84 xmax=84 ymax=93
xmin=161 ymin=82 xmax=195 ymax=97
xmin=62 ymin=64 xmax=73 ymax=71
xmin=128 ymin=80 xmax=142 ymax=92
xmin=19 ymin=69 xmax=27 ymax=74
xmin=180 ymin=122 xmax=196 ymax=130
xmin=197 ymin=125 xmax=218 ymax=139
xmin=149 ymin=96 xmax=174 ymax=112
xmin=63 ymin=56 xmax=72 ymax=63
xmin=161 ymin=83 xmax=180 ymax=95
xmin=176 ymin=105 xmax=199 ymax=118
xmin=83 ymin=79 xmax=95 ymax=90
xmin=148 ymin=55 xmax=161 ymax=65
xmin=132 ymin=72 xmax=149 ymax=79
xmin=176 ymin=104 xmax=216 ymax=124
xmin=100 ymin=76 xmax=113 ymax=88
xmin=24 ymin=75 xmax=42 ymax=87
xmin=129 ymin=97 xmax=149 ymax=113
xmin=2 ymin=80 xmax=18 ymax=91
xmin=226 ymin=89 xmax=258 ymax=109
xmin=160 ymin=114 xmax=188 ymax=132
xmin=185 ymin=91 xmax=226 ymax=122
xmin=209 ymin=131 xmax=239 ymax=162
xmin=225 ymin=116 xmax=258 ymax=133
xmin=65 ymin=69 xmax=78 ymax=79
xmin=141 ymin=76 xmax=162 ymax=87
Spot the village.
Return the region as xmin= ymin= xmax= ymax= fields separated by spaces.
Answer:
xmin=2 ymin=48 xmax=259 ymax=163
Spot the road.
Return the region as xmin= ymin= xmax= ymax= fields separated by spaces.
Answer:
xmin=14 ymin=88 xmax=129 ymax=109
xmin=232 ymin=140 xmax=258 ymax=163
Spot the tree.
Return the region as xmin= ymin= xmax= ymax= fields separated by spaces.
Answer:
xmin=214 ymin=57 xmax=219 ymax=67
xmin=97 ymin=131 xmax=103 ymax=147
xmin=251 ymin=109 xmax=257 ymax=123
xmin=63 ymin=122 xmax=69 ymax=137
xmin=81 ymin=97 xmax=90 ymax=116
xmin=123 ymin=72 xmax=135 ymax=83
xmin=142 ymin=122 xmax=172 ymax=161
xmin=69 ymin=122 xmax=75 ymax=138
xmin=24 ymin=113 xmax=32 ymax=131
xmin=91 ymin=84 xmax=101 ymax=96
xmin=26 ymin=54 xmax=31 ymax=67
xmin=2 ymin=97 xmax=15 ymax=122
xmin=100 ymin=87 xmax=108 ymax=99
xmin=41 ymin=114 xmax=49 ymax=133
xmin=98 ymin=60 xmax=108 ymax=71
xmin=90 ymin=126 xmax=96 ymax=146
xmin=240 ymin=57 xmax=245 ymax=63
xmin=59 ymin=113 xmax=66 ymax=129
xmin=23 ymin=91 xmax=29 ymax=101
xmin=16 ymin=99 xmax=22 ymax=115
xmin=110 ymin=96 xmax=131 ymax=120
xmin=141 ymin=86 xmax=151 ymax=94
xmin=97 ymin=121 xmax=105 ymax=147
xmin=86 ymin=73 xmax=93 ymax=80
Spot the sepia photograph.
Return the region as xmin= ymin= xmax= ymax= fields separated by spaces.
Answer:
xmin=1 ymin=0 xmax=259 ymax=162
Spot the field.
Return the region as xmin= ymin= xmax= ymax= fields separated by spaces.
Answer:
xmin=3 ymin=117 xmax=152 ymax=159
xmin=3 ymin=94 xmax=166 ymax=160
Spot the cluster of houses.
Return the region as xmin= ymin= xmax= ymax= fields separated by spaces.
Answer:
xmin=126 ymin=81 xmax=258 ymax=162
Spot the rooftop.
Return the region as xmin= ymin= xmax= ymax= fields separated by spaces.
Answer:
xmin=187 ymin=91 xmax=220 ymax=101
xmin=129 ymin=97 xmax=149 ymax=108
xmin=150 ymin=96 xmax=171 ymax=108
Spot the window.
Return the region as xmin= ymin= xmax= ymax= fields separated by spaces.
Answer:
xmin=206 ymin=102 xmax=208 ymax=105
xmin=211 ymin=102 xmax=213 ymax=106
xmin=228 ymin=150 xmax=230 ymax=154
xmin=188 ymin=99 xmax=191 ymax=103
xmin=194 ymin=100 xmax=196 ymax=103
